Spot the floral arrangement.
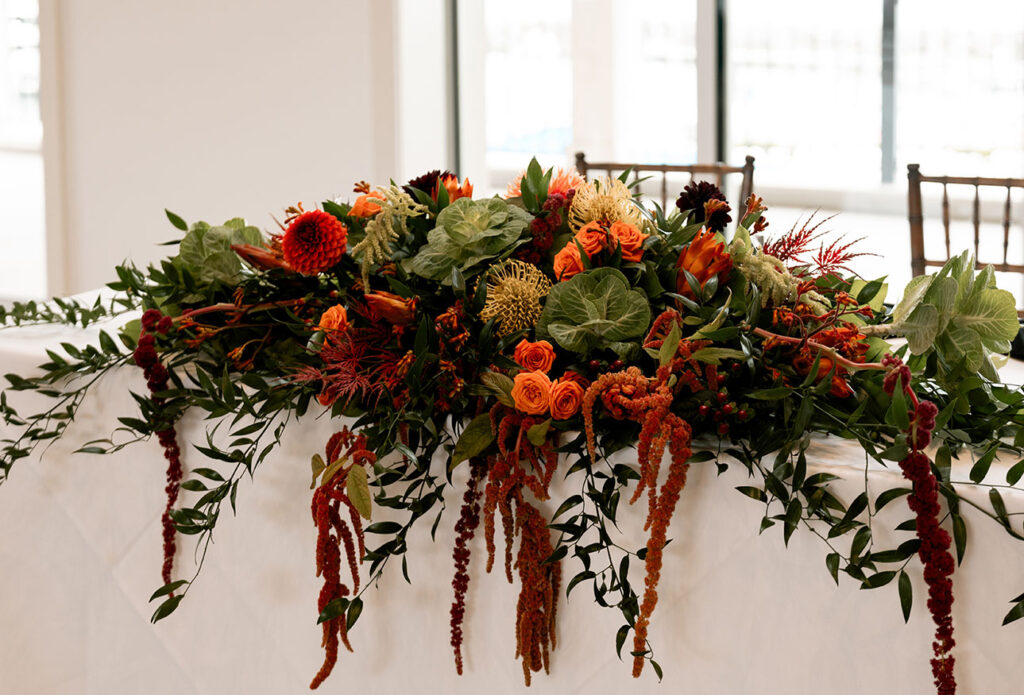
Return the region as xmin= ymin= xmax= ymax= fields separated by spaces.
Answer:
xmin=2 ymin=160 xmax=1024 ymax=694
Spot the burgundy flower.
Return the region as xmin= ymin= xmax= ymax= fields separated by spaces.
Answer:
xmin=675 ymin=180 xmax=732 ymax=233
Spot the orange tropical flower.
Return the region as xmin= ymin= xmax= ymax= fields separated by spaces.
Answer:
xmin=514 ymin=339 xmax=557 ymax=374
xmin=505 ymin=167 xmax=585 ymax=198
xmin=511 ymin=371 xmax=552 ymax=415
xmin=553 ymin=242 xmax=585 ymax=281
xmin=349 ymin=191 xmax=385 ymax=218
xmin=435 ymin=174 xmax=473 ymax=202
xmin=609 ymin=221 xmax=649 ymax=262
xmin=675 ymin=228 xmax=732 ymax=299
xmin=364 ymin=291 xmax=417 ymax=325
xmin=550 ymin=378 xmax=585 ymax=420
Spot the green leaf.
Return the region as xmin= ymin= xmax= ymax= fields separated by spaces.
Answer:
xmin=969 ymin=443 xmax=999 ymax=483
xmin=861 ymin=570 xmax=897 ymax=589
xmin=615 ymin=624 xmax=630 ymax=659
xmin=899 ymin=570 xmax=913 ymax=622
xmin=747 ymin=387 xmax=792 ymax=400
xmin=886 ymin=383 xmax=910 ymax=431
xmin=902 ymin=303 xmax=940 ymax=355
xmin=451 ymin=413 xmax=495 ymax=469
xmin=165 ymin=209 xmax=188 ymax=231
xmin=735 ymin=486 xmax=767 ymax=502
xmin=150 ymin=595 xmax=183 ymax=623
xmin=553 ymin=495 xmax=583 ymax=520
xmin=527 ymin=418 xmax=552 ymax=447
xmin=874 ymin=487 xmax=911 ymax=511
xmin=658 ymin=320 xmax=681 ymax=367
xmin=149 ymin=580 xmax=188 ymax=601
xmin=1006 ymin=459 xmax=1024 ymax=486
xmin=346 ymin=465 xmax=372 ymax=520
xmin=317 ymin=597 xmax=349 ymax=624
xmin=365 ymin=521 xmax=403 ymax=534
xmin=310 ymin=454 xmax=326 ymax=490
xmin=1003 ymin=601 xmax=1024 ymax=626
xmin=826 ymin=552 xmax=840 ymax=585
xmin=952 ymin=513 xmax=967 ymax=564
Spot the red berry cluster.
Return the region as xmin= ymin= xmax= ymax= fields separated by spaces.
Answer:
xmin=134 ymin=308 xmax=183 ymax=589
xmin=695 ymin=366 xmax=749 ymax=436
xmin=516 ymin=190 xmax=575 ymax=264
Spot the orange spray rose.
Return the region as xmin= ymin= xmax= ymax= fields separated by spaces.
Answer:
xmin=514 ymin=339 xmax=557 ymax=374
xmin=553 ymin=243 xmax=585 ymax=281
xmin=549 ymin=378 xmax=585 ymax=420
xmin=573 ymin=221 xmax=609 ymax=257
xmin=511 ymin=371 xmax=552 ymax=415
xmin=610 ymin=221 xmax=649 ymax=262
xmin=349 ymin=191 xmax=385 ymax=218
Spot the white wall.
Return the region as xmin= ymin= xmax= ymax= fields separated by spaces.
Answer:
xmin=42 ymin=0 xmax=401 ymax=295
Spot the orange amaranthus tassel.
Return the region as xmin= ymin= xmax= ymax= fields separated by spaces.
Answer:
xmin=581 ymin=310 xmax=710 ymax=678
xmin=309 ymin=429 xmax=375 ymax=690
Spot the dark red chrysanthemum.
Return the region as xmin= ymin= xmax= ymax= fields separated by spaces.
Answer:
xmin=281 ymin=210 xmax=347 ymax=275
xmin=675 ymin=180 xmax=732 ymax=233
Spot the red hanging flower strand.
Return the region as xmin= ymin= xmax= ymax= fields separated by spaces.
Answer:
xmin=883 ymin=354 xmax=956 ymax=694
xmin=133 ymin=308 xmax=183 ymax=590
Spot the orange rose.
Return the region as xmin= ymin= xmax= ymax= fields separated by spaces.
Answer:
xmin=553 ymin=242 xmax=585 ymax=281
xmin=349 ymin=191 xmax=385 ymax=218
xmin=318 ymin=305 xmax=349 ymax=333
xmin=610 ymin=221 xmax=649 ymax=262
xmin=549 ymin=378 xmax=585 ymax=420
xmin=514 ymin=339 xmax=556 ymax=373
xmin=574 ymin=221 xmax=608 ymax=257
xmin=511 ymin=371 xmax=552 ymax=415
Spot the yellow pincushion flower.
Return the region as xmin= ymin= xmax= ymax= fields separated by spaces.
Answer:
xmin=478 ymin=260 xmax=552 ymax=336
xmin=568 ymin=176 xmax=644 ymax=232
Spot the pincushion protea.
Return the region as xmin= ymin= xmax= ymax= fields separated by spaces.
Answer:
xmin=281 ymin=210 xmax=348 ymax=275
xmin=675 ymin=228 xmax=732 ymax=299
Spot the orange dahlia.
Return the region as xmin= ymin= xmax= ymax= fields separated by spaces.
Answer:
xmin=675 ymin=227 xmax=732 ymax=299
xmin=281 ymin=210 xmax=348 ymax=275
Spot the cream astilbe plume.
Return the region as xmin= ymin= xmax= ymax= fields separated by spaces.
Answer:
xmin=568 ymin=176 xmax=644 ymax=232
xmin=350 ymin=184 xmax=427 ymax=287
xmin=478 ymin=260 xmax=552 ymax=337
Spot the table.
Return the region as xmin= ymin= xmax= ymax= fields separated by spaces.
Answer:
xmin=2 ymin=315 xmax=1024 ymax=694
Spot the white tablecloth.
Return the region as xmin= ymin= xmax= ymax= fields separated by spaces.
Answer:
xmin=2 ymin=317 xmax=1024 ymax=695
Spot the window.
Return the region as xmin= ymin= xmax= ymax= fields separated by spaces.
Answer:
xmin=0 ymin=0 xmax=44 ymax=300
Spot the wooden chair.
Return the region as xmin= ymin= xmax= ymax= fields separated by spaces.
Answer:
xmin=907 ymin=163 xmax=1024 ymax=317
xmin=574 ymin=152 xmax=755 ymax=212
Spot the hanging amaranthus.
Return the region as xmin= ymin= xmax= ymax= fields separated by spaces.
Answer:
xmin=581 ymin=310 xmax=715 ymax=678
xmin=133 ymin=308 xmax=183 ymax=589
xmin=475 ymin=406 xmax=561 ymax=685
xmin=883 ymin=355 xmax=957 ymax=694
xmin=450 ymin=457 xmax=487 ymax=675
xmin=309 ymin=428 xmax=375 ymax=690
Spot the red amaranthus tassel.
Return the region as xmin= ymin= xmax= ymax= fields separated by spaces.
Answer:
xmin=883 ymin=355 xmax=956 ymax=694
xmin=309 ymin=428 xmax=375 ymax=690
xmin=450 ymin=457 xmax=487 ymax=674
xmin=477 ymin=408 xmax=561 ymax=685
xmin=133 ymin=308 xmax=184 ymax=589
xmin=582 ymin=310 xmax=706 ymax=678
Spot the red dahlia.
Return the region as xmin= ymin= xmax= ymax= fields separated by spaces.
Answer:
xmin=281 ymin=210 xmax=348 ymax=275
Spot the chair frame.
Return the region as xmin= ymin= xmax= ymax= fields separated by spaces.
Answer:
xmin=907 ymin=163 xmax=1024 ymax=278
xmin=574 ymin=152 xmax=755 ymax=212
